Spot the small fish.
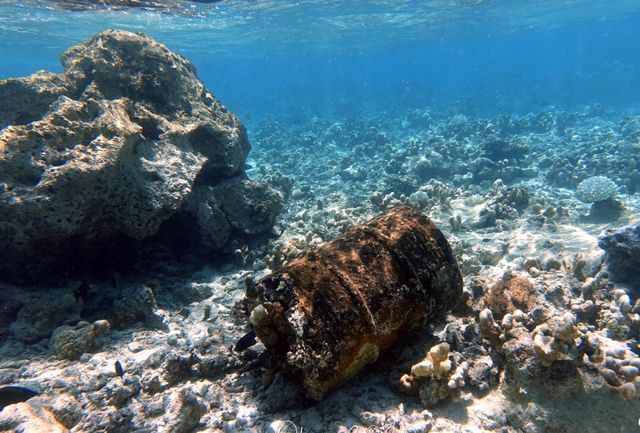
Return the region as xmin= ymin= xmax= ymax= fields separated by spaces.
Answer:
xmin=73 ymin=280 xmax=90 ymax=302
xmin=0 ymin=385 xmax=40 ymax=411
xmin=234 ymin=329 xmax=257 ymax=352
xmin=114 ymin=360 xmax=124 ymax=378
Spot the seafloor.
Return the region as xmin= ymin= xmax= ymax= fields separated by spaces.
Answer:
xmin=2 ymin=102 xmax=640 ymax=432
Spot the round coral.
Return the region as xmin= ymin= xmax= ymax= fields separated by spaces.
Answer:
xmin=576 ymin=176 xmax=618 ymax=203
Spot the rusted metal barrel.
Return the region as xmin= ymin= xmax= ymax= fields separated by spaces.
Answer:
xmin=250 ymin=205 xmax=462 ymax=400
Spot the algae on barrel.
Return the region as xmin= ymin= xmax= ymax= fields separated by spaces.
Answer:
xmin=248 ymin=205 xmax=463 ymax=400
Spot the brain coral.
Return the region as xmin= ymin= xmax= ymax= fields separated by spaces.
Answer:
xmin=576 ymin=176 xmax=618 ymax=203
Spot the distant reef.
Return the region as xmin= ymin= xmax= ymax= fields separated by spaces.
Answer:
xmin=0 ymin=30 xmax=283 ymax=281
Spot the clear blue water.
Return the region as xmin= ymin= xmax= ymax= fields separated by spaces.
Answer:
xmin=1 ymin=0 xmax=640 ymax=125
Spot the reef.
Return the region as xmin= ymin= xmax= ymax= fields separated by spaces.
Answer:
xmin=0 ymin=30 xmax=283 ymax=281
xmin=1 ymin=31 xmax=640 ymax=433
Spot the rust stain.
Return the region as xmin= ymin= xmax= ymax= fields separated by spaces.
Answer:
xmin=251 ymin=205 xmax=463 ymax=400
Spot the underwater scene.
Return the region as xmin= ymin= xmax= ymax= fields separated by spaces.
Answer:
xmin=1 ymin=0 xmax=640 ymax=432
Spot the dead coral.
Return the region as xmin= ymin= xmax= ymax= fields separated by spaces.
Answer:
xmin=482 ymin=273 xmax=538 ymax=318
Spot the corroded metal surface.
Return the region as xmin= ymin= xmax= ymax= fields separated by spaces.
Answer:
xmin=251 ymin=205 xmax=463 ymax=400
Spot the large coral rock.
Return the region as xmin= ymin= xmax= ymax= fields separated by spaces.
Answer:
xmin=0 ymin=30 xmax=281 ymax=279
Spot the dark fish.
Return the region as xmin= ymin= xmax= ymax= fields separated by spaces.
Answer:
xmin=234 ymin=330 xmax=257 ymax=352
xmin=114 ymin=360 xmax=124 ymax=378
xmin=0 ymin=385 xmax=40 ymax=411
xmin=73 ymin=280 xmax=90 ymax=302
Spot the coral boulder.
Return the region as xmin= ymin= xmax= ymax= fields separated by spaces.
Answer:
xmin=0 ymin=30 xmax=282 ymax=280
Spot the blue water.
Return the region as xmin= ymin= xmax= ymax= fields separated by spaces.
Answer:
xmin=1 ymin=0 xmax=640 ymax=125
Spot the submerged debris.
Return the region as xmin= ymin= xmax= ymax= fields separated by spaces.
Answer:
xmin=249 ymin=205 xmax=463 ymax=400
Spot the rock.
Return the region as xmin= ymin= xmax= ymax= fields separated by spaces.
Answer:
xmin=43 ymin=395 xmax=82 ymax=429
xmin=406 ymin=420 xmax=434 ymax=433
xmin=481 ymin=137 xmax=529 ymax=162
xmin=418 ymin=378 xmax=451 ymax=407
xmin=141 ymin=371 xmax=166 ymax=395
xmin=415 ymin=154 xmax=451 ymax=181
xmin=10 ymin=291 xmax=80 ymax=343
xmin=250 ymin=206 xmax=463 ymax=400
xmin=161 ymin=388 xmax=207 ymax=433
xmin=598 ymin=224 xmax=640 ymax=288
xmin=162 ymin=352 xmax=195 ymax=385
xmin=212 ymin=176 xmax=284 ymax=235
xmin=104 ymin=376 xmax=141 ymax=407
xmin=0 ymin=293 xmax=23 ymax=341
xmin=256 ymin=373 xmax=305 ymax=413
xmin=586 ymin=197 xmax=624 ymax=222
xmin=0 ymin=30 xmax=282 ymax=281
xmin=0 ymin=369 xmax=20 ymax=385
xmin=171 ymin=282 xmax=213 ymax=304
xmin=466 ymin=355 xmax=495 ymax=392
xmin=107 ymin=407 xmax=135 ymax=433
xmin=111 ymin=285 xmax=166 ymax=329
xmin=50 ymin=320 xmax=110 ymax=360
xmin=71 ymin=406 xmax=135 ymax=433
xmin=502 ymin=325 xmax=579 ymax=392
xmin=182 ymin=176 xmax=283 ymax=251
xmin=196 ymin=352 xmax=238 ymax=379
xmin=0 ymin=401 xmax=69 ymax=433
xmin=501 ymin=333 xmax=543 ymax=388
xmin=185 ymin=186 xmax=233 ymax=250
xmin=620 ymin=116 xmax=640 ymax=142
